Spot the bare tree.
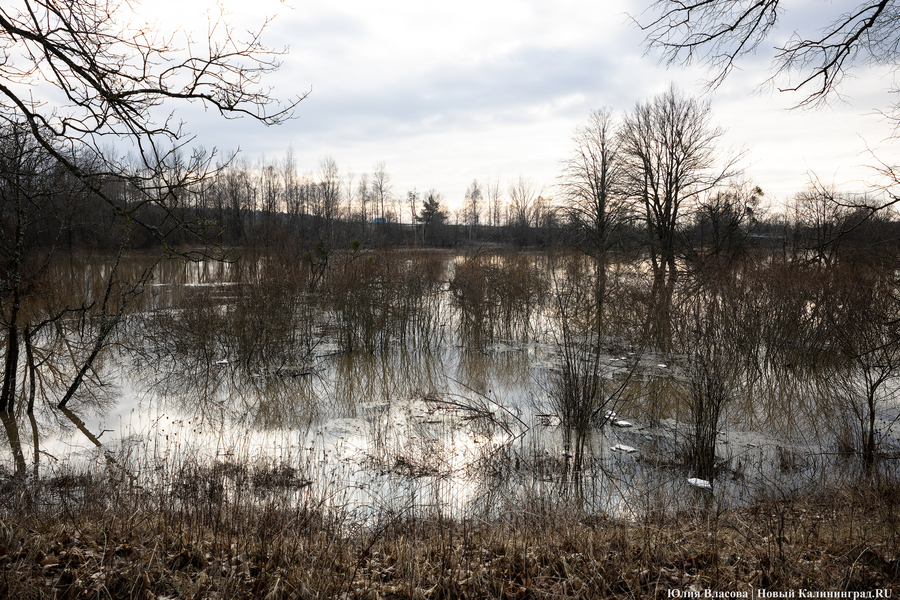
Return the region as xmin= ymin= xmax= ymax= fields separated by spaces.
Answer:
xmin=344 ymin=169 xmax=356 ymax=228
xmin=559 ymin=108 xmax=629 ymax=336
xmin=216 ymin=157 xmax=254 ymax=244
xmin=0 ymin=1 xmax=303 ymax=409
xmin=636 ymin=0 xmax=900 ymax=242
xmin=317 ymin=156 xmax=341 ymax=239
xmin=299 ymin=171 xmax=316 ymax=231
xmin=684 ymin=323 xmax=739 ymax=482
xmin=677 ymin=262 xmax=746 ymax=482
xmin=259 ymin=157 xmax=282 ymax=241
xmin=372 ymin=161 xmax=393 ymax=223
xmin=687 ymin=181 xmax=762 ymax=272
xmin=635 ymin=0 xmax=900 ymax=112
xmin=560 ymin=108 xmax=628 ymax=258
xmin=508 ymin=176 xmax=539 ymax=230
xmin=823 ymin=261 xmax=900 ymax=470
xmin=618 ymin=85 xmax=742 ymax=343
xmin=0 ymin=123 xmax=71 ymax=413
xmin=0 ymin=1 xmax=304 ymax=212
xmin=486 ymin=176 xmax=502 ymax=228
xmin=357 ymin=172 xmax=371 ymax=225
xmin=464 ymin=179 xmax=482 ymax=239
xmin=282 ymin=146 xmax=300 ymax=231
xmin=790 ymin=180 xmax=878 ymax=267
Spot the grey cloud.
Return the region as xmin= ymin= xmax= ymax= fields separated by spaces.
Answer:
xmin=290 ymin=43 xmax=631 ymax=141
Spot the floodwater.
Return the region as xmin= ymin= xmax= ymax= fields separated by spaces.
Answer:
xmin=2 ymin=250 xmax=897 ymax=521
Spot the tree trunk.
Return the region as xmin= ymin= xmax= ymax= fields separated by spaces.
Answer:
xmin=24 ymin=325 xmax=36 ymax=413
xmin=865 ymin=391 xmax=877 ymax=469
xmin=593 ymin=252 xmax=608 ymax=337
xmin=0 ymin=412 xmax=26 ymax=476
xmin=1 ymin=320 xmax=19 ymax=413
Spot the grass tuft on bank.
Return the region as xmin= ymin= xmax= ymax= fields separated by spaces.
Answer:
xmin=0 ymin=466 xmax=898 ymax=599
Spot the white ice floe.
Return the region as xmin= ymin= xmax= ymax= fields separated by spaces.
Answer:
xmin=687 ymin=478 xmax=712 ymax=489
xmin=611 ymin=444 xmax=638 ymax=453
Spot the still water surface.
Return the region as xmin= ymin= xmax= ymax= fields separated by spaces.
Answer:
xmin=1 ymin=252 xmax=881 ymax=520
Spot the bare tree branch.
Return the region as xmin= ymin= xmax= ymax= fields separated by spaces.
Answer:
xmin=635 ymin=1 xmax=900 ymax=110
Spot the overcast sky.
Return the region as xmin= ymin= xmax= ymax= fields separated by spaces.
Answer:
xmin=161 ymin=0 xmax=897 ymax=216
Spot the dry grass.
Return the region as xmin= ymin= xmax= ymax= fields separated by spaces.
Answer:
xmin=449 ymin=251 xmax=547 ymax=345
xmin=0 ymin=469 xmax=897 ymax=599
xmin=7 ymin=248 xmax=900 ymax=598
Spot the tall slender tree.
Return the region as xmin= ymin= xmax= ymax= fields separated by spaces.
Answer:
xmin=559 ymin=108 xmax=627 ymax=336
xmin=464 ymin=179 xmax=482 ymax=239
xmin=373 ymin=161 xmax=393 ymax=223
xmin=618 ymin=85 xmax=741 ymax=343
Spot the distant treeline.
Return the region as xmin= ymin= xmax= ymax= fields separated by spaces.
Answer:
xmin=7 ymin=153 xmax=900 ymax=260
xmin=4 ymin=111 xmax=900 ymax=263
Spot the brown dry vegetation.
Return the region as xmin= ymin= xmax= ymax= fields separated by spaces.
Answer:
xmin=326 ymin=248 xmax=448 ymax=352
xmin=7 ymin=228 xmax=900 ymax=597
xmin=449 ymin=251 xmax=548 ymax=345
xmin=0 ymin=471 xmax=897 ymax=599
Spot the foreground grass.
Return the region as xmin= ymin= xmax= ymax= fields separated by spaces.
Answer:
xmin=0 ymin=469 xmax=898 ymax=599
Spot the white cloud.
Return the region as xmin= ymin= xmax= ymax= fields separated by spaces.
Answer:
xmin=144 ymin=0 xmax=899 ymax=211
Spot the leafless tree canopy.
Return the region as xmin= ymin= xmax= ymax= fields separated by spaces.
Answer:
xmin=559 ymin=108 xmax=627 ymax=257
xmin=507 ymin=175 xmax=539 ymax=229
xmin=0 ymin=1 xmax=303 ymax=410
xmin=372 ymin=161 xmax=393 ymax=223
xmin=619 ymin=85 xmax=742 ymax=276
xmin=0 ymin=0 xmax=305 ymax=199
xmin=465 ymin=179 xmax=482 ymax=233
xmin=636 ymin=0 xmax=900 ymax=111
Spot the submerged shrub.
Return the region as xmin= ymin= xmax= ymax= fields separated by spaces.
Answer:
xmin=326 ymin=248 xmax=447 ymax=352
xmin=449 ymin=251 xmax=547 ymax=344
xmin=143 ymin=251 xmax=315 ymax=370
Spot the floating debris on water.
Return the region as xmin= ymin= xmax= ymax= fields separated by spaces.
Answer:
xmin=688 ymin=478 xmax=712 ymax=489
xmin=611 ymin=444 xmax=637 ymax=453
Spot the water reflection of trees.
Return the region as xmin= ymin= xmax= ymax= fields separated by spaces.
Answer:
xmin=0 ymin=249 xmax=148 ymax=415
xmin=325 ymin=249 xmax=448 ymax=353
xmin=7 ymin=227 xmax=900 ymax=510
xmin=132 ymin=335 xmax=324 ymax=431
xmin=450 ymin=252 xmax=549 ymax=347
xmin=333 ymin=347 xmax=445 ymax=411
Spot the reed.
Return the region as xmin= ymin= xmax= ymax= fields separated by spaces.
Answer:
xmin=449 ymin=250 xmax=547 ymax=346
xmin=1 ymin=455 xmax=897 ymax=598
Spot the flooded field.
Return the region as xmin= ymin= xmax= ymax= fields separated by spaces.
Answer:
xmin=2 ymin=249 xmax=899 ymax=523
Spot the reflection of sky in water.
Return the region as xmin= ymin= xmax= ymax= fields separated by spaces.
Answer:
xmin=1 ymin=336 xmax=662 ymax=518
xmin=4 ymin=256 xmax=894 ymax=520
xmin=4 ymin=335 xmax=837 ymax=521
